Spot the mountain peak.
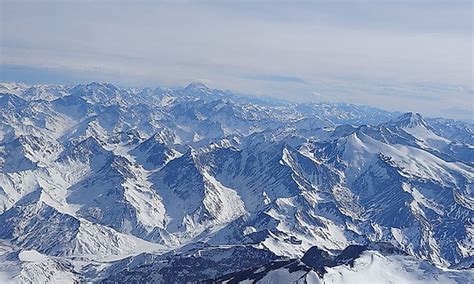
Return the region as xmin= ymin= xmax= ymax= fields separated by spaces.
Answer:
xmin=391 ymin=112 xmax=429 ymax=128
xmin=185 ymin=81 xmax=208 ymax=88
xmin=184 ymin=82 xmax=210 ymax=93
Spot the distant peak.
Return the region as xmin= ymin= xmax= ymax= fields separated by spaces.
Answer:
xmin=391 ymin=112 xmax=428 ymax=128
xmin=399 ymin=112 xmax=422 ymax=120
xmin=184 ymin=82 xmax=209 ymax=91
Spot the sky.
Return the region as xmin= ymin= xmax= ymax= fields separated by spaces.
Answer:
xmin=1 ymin=0 xmax=473 ymax=120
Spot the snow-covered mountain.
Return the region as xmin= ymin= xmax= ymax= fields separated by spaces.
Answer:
xmin=0 ymin=82 xmax=472 ymax=283
xmin=216 ymin=244 xmax=473 ymax=284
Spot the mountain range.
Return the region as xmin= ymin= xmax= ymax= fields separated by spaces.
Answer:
xmin=0 ymin=81 xmax=472 ymax=283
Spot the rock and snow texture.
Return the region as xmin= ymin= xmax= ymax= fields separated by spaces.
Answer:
xmin=322 ymin=251 xmax=473 ymax=284
xmin=0 ymin=82 xmax=472 ymax=282
xmin=216 ymin=250 xmax=473 ymax=284
xmin=0 ymin=241 xmax=81 ymax=284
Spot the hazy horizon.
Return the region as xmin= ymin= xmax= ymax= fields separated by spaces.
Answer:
xmin=1 ymin=0 xmax=472 ymax=120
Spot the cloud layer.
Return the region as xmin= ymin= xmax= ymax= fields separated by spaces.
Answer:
xmin=1 ymin=1 xmax=472 ymax=120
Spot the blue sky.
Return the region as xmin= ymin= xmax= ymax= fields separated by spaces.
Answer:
xmin=1 ymin=1 xmax=472 ymax=120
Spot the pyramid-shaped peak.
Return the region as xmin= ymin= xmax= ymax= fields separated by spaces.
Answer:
xmin=392 ymin=112 xmax=428 ymax=128
xmin=77 ymin=136 xmax=105 ymax=149
xmin=184 ymin=82 xmax=210 ymax=91
xmin=399 ymin=112 xmax=422 ymax=120
xmin=146 ymin=130 xmax=176 ymax=145
xmin=60 ymin=136 xmax=109 ymax=161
